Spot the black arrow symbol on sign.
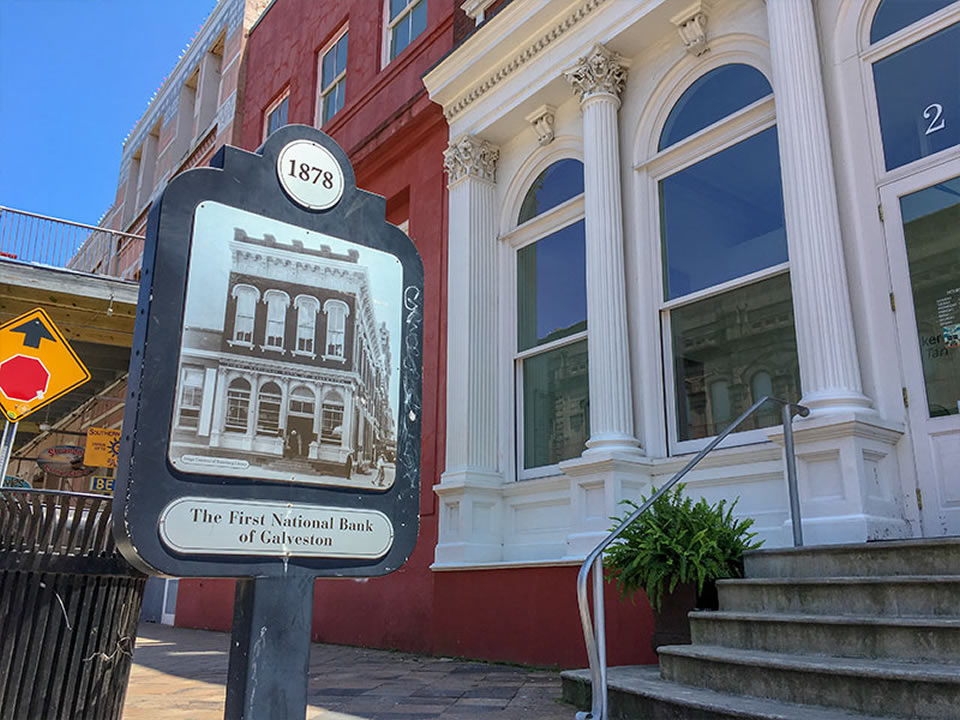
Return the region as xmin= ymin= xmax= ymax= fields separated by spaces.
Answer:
xmin=12 ymin=318 xmax=56 ymax=348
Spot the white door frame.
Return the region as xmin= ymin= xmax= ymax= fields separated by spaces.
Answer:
xmin=160 ymin=578 xmax=179 ymax=625
xmin=879 ymin=154 xmax=960 ymax=536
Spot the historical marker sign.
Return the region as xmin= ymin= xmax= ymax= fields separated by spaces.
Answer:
xmin=0 ymin=308 xmax=90 ymax=422
xmin=114 ymin=125 xmax=423 ymax=578
xmin=112 ymin=125 xmax=423 ymax=720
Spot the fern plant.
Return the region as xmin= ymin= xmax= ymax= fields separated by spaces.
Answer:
xmin=603 ymin=484 xmax=763 ymax=613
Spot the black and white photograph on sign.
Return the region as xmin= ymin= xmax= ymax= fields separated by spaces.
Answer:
xmin=168 ymin=201 xmax=402 ymax=491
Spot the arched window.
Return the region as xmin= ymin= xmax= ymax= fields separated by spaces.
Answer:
xmin=659 ymin=64 xmax=772 ymax=150
xmin=321 ymin=390 xmax=345 ymax=444
xmin=657 ymin=63 xmax=801 ymax=444
xmin=225 ymin=378 xmax=251 ymax=433
xmin=869 ymin=2 xmax=960 ymax=170
xmin=231 ymin=284 xmax=259 ymax=345
xmin=870 ymin=0 xmax=956 ymax=43
xmin=517 ymin=158 xmax=584 ymax=224
xmin=288 ymin=386 xmax=315 ymax=417
xmin=263 ymin=290 xmax=290 ymax=349
xmin=257 ymin=382 xmax=282 ymax=435
xmin=514 ymin=158 xmax=589 ymax=475
xmin=323 ymin=299 xmax=350 ymax=360
xmin=294 ymin=295 xmax=320 ymax=355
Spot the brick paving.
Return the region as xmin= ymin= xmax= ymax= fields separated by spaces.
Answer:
xmin=122 ymin=623 xmax=572 ymax=719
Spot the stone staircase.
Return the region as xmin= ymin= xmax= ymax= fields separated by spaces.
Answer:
xmin=562 ymin=538 xmax=960 ymax=719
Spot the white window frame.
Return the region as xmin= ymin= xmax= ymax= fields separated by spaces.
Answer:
xmin=229 ymin=284 xmax=260 ymax=347
xmin=648 ymin=87 xmax=793 ymax=455
xmin=176 ymin=365 xmax=205 ymax=430
xmin=293 ymin=294 xmax=320 ymax=358
xmin=263 ymin=89 xmax=290 ymax=141
xmin=858 ymin=1 xmax=960 ymax=184
xmin=225 ymin=378 xmax=252 ymax=433
xmin=323 ymin=298 xmax=350 ymax=362
xmin=382 ymin=0 xmax=426 ymax=67
xmin=316 ymin=25 xmax=348 ymax=127
xmin=256 ymin=381 xmax=283 ymax=435
xmin=262 ymin=289 xmax=290 ymax=353
xmin=504 ymin=192 xmax=587 ymax=481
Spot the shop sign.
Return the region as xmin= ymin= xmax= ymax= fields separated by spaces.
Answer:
xmin=2 ymin=476 xmax=30 ymax=489
xmin=84 ymin=427 xmax=121 ymax=468
xmin=90 ymin=475 xmax=115 ymax=493
xmin=36 ymin=445 xmax=92 ymax=477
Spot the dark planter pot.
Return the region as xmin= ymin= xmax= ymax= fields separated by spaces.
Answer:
xmin=651 ymin=580 xmax=718 ymax=652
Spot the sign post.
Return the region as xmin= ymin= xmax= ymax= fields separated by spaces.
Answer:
xmin=113 ymin=126 xmax=423 ymax=719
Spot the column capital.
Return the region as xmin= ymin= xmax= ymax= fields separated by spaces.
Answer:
xmin=563 ymin=44 xmax=629 ymax=105
xmin=443 ymin=134 xmax=499 ymax=186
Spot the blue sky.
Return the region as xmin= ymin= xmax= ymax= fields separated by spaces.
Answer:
xmin=0 ymin=1 xmax=216 ymax=226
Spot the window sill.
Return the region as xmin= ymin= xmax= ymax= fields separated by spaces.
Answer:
xmin=293 ymin=350 xmax=316 ymax=359
xmin=227 ymin=340 xmax=254 ymax=349
xmin=322 ymin=354 xmax=347 ymax=363
xmin=260 ymin=345 xmax=286 ymax=355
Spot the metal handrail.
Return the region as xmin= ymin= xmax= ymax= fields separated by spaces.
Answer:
xmin=574 ymin=396 xmax=809 ymax=720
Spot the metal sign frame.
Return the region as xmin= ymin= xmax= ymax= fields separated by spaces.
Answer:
xmin=113 ymin=126 xmax=423 ymax=581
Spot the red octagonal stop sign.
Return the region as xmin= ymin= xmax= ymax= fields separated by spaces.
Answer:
xmin=0 ymin=354 xmax=51 ymax=402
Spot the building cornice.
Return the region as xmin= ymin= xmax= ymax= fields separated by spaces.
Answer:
xmin=424 ymin=0 xmax=611 ymax=122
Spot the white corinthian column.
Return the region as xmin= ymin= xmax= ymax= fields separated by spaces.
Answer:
xmin=442 ymin=135 xmax=501 ymax=478
xmin=564 ymin=44 xmax=642 ymax=454
xmin=766 ymin=0 xmax=870 ymax=413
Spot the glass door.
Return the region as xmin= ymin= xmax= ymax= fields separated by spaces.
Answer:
xmin=881 ymin=160 xmax=960 ymax=536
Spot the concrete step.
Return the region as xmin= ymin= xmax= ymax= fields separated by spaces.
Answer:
xmin=689 ymin=610 xmax=960 ymax=662
xmin=561 ymin=665 xmax=893 ymax=720
xmin=744 ymin=538 xmax=960 ymax=579
xmin=717 ymin=575 xmax=960 ymax=617
xmin=658 ymin=645 xmax=960 ymax=719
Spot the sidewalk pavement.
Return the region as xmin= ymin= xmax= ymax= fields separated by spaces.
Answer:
xmin=122 ymin=622 xmax=572 ymax=719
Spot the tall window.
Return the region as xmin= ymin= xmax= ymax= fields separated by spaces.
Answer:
xmin=385 ymin=0 xmax=426 ymax=63
xmin=263 ymin=289 xmax=290 ymax=350
xmin=178 ymin=366 xmax=205 ymax=429
xmin=264 ymin=93 xmax=289 ymax=139
xmin=321 ymin=391 xmax=345 ymax=443
xmin=869 ymin=1 xmax=959 ymax=171
xmin=225 ymin=378 xmax=251 ymax=433
xmin=514 ymin=159 xmax=588 ymax=476
xmin=323 ymin=299 xmax=350 ymax=360
xmin=657 ymin=64 xmax=801 ymax=444
xmin=257 ymin=382 xmax=282 ymax=435
xmin=319 ymin=29 xmax=348 ymax=126
xmin=294 ymin=295 xmax=319 ymax=354
xmin=231 ymin=284 xmax=259 ymax=345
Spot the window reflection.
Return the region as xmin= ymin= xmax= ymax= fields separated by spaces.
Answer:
xmin=660 ymin=127 xmax=787 ymax=300
xmin=523 ymin=341 xmax=589 ymax=469
xmin=659 ymin=64 xmax=772 ymax=150
xmin=901 ymin=177 xmax=960 ymax=417
xmin=671 ymin=274 xmax=801 ymax=441
xmin=870 ymin=0 xmax=956 ymax=44
xmin=873 ymin=23 xmax=960 ymax=171
xmin=517 ymin=159 xmax=584 ymax=224
xmin=517 ymin=220 xmax=587 ymax=351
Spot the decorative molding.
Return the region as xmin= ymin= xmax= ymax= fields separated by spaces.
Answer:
xmin=443 ymin=0 xmax=610 ymax=121
xmin=460 ymin=0 xmax=497 ymax=24
xmin=524 ymin=104 xmax=557 ymax=146
xmin=443 ymin=135 xmax=500 ymax=185
xmin=563 ymin=43 xmax=629 ymax=104
xmin=671 ymin=1 xmax=711 ymax=56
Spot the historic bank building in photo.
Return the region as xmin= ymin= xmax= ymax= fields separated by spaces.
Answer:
xmin=171 ymin=228 xmax=394 ymax=478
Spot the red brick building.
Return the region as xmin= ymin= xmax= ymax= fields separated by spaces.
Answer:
xmin=172 ymin=0 xmax=650 ymax=668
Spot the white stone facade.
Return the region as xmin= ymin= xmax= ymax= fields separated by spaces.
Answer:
xmin=425 ymin=0 xmax=960 ymax=568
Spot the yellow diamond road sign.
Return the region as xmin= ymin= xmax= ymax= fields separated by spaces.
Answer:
xmin=0 ymin=308 xmax=91 ymax=422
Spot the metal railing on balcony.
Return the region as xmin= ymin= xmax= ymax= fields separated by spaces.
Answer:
xmin=574 ymin=396 xmax=810 ymax=720
xmin=0 ymin=206 xmax=145 ymax=281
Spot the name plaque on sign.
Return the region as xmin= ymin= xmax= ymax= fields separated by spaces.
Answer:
xmin=159 ymin=498 xmax=394 ymax=559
